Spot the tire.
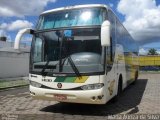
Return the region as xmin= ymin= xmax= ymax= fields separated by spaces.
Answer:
xmin=132 ymin=71 xmax=138 ymax=85
xmin=112 ymin=76 xmax=122 ymax=103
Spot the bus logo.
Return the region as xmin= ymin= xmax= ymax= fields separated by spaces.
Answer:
xmin=57 ymin=83 xmax=62 ymax=88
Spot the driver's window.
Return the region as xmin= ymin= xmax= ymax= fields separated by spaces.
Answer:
xmin=33 ymin=38 xmax=42 ymax=62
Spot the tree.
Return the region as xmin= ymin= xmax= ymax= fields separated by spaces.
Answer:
xmin=148 ymin=48 xmax=158 ymax=55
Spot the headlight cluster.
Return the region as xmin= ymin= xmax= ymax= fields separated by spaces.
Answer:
xmin=81 ymin=83 xmax=104 ymax=90
xmin=30 ymin=81 xmax=42 ymax=88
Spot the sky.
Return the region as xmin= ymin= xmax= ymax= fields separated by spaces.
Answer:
xmin=0 ymin=0 xmax=160 ymax=55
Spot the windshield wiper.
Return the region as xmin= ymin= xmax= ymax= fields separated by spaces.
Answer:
xmin=67 ymin=56 xmax=82 ymax=78
xmin=59 ymin=55 xmax=81 ymax=78
xmin=41 ymin=60 xmax=50 ymax=76
xmin=59 ymin=31 xmax=81 ymax=78
xmin=41 ymin=61 xmax=58 ymax=76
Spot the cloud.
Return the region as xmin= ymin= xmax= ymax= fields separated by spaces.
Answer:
xmin=157 ymin=50 xmax=160 ymax=55
xmin=0 ymin=29 xmax=6 ymax=37
xmin=0 ymin=0 xmax=56 ymax=17
xmin=139 ymin=48 xmax=148 ymax=55
xmin=117 ymin=0 xmax=160 ymax=45
xmin=0 ymin=20 xmax=33 ymax=31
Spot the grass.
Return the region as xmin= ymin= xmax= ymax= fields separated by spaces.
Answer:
xmin=0 ymin=79 xmax=29 ymax=89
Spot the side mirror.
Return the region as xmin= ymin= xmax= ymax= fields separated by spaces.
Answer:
xmin=14 ymin=28 xmax=34 ymax=50
xmin=101 ymin=20 xmax=111 ymax=46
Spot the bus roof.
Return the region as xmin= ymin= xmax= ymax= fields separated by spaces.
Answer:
xmin=41 ymin=4 xmax=108 ymax=15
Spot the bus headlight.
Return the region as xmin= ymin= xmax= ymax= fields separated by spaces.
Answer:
xmin=81 ymin=83 xmax=104 ymax=90
xmin=30 ymin=81 xmax=42 ymax=88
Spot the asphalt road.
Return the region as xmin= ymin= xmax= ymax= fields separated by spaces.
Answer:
xmin=0 ymin=73 xmax=160 ymax=120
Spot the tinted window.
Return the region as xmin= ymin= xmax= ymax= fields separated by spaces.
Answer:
xmin=37 ymin=8 xmax=105 ymax=29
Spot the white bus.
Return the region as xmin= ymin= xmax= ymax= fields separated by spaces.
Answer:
xmin=14 ymin=4 xmax=139 ymax=104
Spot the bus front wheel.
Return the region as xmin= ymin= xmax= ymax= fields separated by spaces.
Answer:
xmin=112 ymin=75 xmax=122 ymax=102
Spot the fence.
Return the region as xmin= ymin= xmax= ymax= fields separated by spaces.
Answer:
xmin=139 ymin=56 xmax=160 ymax=66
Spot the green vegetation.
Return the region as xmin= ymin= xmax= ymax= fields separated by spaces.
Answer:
xmin=0 ymin=79 xmax=29 ymax=89
xmin=148 ymin=48 xmax=158 ymax=55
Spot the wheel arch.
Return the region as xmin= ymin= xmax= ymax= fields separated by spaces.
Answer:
xmin=118 ymin=74 xmax=123 ymax=93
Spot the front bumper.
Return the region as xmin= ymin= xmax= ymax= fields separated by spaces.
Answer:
xmin=30 ymin=85 xmax=107 ymax=104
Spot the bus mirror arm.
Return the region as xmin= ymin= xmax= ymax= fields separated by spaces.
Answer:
xmin=101 ymin=20 xmax=111 ymax=47
xmin=14 ymin=28 xmax=34 ymax=50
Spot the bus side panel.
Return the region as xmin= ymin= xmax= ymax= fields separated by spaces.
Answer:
xmin=115 ymin=11 xmax=139 ymax=87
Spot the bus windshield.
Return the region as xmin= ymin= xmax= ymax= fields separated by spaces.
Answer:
xmin=37 ymin=7 xmax=105 ymax=30
xmin=31 ymin=28 xmax=104 ymax=76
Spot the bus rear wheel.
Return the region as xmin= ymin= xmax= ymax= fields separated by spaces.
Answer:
xmin=132 ymin=71 xmax=138 ymax=85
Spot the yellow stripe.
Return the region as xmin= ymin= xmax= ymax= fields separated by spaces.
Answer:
xmin=74 ymin=76 xmax=89 ymax=83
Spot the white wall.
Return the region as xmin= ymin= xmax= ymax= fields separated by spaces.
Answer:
xmin=0 ymin=41 xmax=27 ymax=48
xmin=0 ymin=51 xmax=29 ymax=79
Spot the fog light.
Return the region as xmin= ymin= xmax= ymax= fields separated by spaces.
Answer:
xmin=98 ymin=96 xmax=102 ymax=100
xmin=92 ymin=96 xmax=96 ymax=100
xmin=30 ymin=91 xmax=35 ymax=95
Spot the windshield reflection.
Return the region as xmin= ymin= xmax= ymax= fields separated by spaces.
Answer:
xmin=37 ymin=7 xmax=105 ymax=30
xmin=31 ymin=28 xmax=104 ymax=75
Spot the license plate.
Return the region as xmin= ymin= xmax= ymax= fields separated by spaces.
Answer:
xmin=54 ymin=94 xmax=67 ymax=100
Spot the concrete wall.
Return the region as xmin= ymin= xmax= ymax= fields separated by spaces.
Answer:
xmin=0 ymin=50 xmax=29 ymax=79
xmin=0 ymin=41 xmax=27 ymax=48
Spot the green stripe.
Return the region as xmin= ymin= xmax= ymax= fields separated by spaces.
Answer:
xmin=54 ymin=77 xmax=66 ymax=82
xmin=64 ymin=77 xmax=76 ymax=83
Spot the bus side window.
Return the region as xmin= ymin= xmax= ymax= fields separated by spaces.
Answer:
xmin=108 ymin=10 xmax=116 ymax=63
xmin=106 ymin=46 xmax=112 ymax=72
